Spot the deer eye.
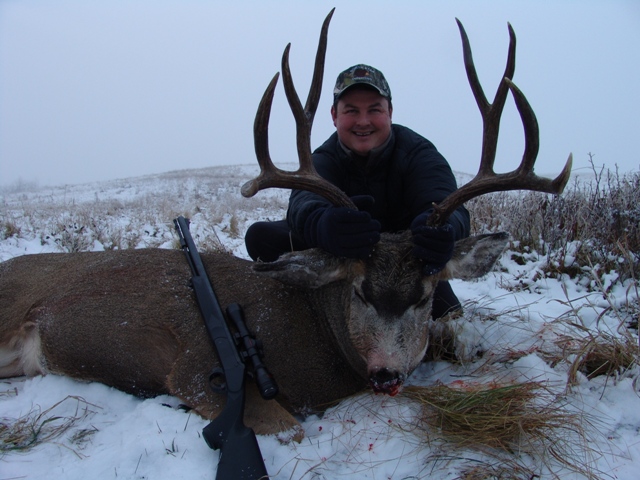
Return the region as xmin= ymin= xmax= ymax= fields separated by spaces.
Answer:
xmin=353 ymin=286 xmax=368 ymax=305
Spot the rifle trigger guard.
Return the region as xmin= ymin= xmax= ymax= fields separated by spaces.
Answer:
xmin=208 ymin=367 xmax=227 ymax=394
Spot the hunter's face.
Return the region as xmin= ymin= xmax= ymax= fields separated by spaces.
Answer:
xmin=331 ymin=88 xmax=392 ymax=156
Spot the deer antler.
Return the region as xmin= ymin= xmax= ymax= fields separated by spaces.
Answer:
xmin=427 ymin=19 xmax=573 ymax=226
xmin=241 ymin=8 xmax=355 ymax=209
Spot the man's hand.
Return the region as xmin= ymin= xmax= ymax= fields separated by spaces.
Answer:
xmin=411 ymin=210 xmax=455 ymax=275
xmin=305 ymin=196 xmax=381 ymax=259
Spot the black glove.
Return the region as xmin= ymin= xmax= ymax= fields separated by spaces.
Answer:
xmin=411 ymin=210 xmax=455 ymax=275
xmin=304 ymin=195 xmax=381 ymax=259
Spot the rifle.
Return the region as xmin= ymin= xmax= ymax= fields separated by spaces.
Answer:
xmin=174 ymin=216 xmax=278 ymax=480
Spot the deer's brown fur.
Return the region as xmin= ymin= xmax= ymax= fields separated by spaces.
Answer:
xmin=0 ymin=233 xmax=509 ymax=437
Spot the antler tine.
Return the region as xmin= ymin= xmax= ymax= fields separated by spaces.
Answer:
xmin=456 ymin=18 xmax=515 ymax=177
xmin=507 ymin=76 xmax=573 ymax=190
xmin=280 ymin=8 xmax=334 ymax=162
xmin=247 ymin=72 xmax=280 ymax=190
xmin=428 ymin=20 xmax=572 ymax=226
xmin=305 ymin=7 xmax=334 ymax=126
xmin=241 ymin=9 xmax=354 ymax=208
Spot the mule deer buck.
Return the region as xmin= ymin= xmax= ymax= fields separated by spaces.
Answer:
xmin=0 ymin=10 xmax=571 ymax=438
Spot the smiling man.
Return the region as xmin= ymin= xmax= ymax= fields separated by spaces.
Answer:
xmin=245 ymin=64 xmax=470 ymax=319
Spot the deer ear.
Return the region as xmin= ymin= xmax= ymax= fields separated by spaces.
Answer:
xmin=252 ymin=249 xmax=351 ymax=288
xmin=443 ymin=232 xmax=510 ymax=280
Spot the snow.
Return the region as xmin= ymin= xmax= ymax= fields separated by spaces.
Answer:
xmin=1 ymin=166 xmax=638 ymax=479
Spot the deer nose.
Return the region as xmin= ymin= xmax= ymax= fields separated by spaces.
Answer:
xmin=369 ymin=368 xmax=406 ymax=396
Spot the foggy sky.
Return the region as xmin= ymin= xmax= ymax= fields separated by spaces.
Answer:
xmin=1 ymin=0 xmax=639 ymax=187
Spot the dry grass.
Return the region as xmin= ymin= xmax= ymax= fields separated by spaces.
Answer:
xmin=545 ymin=277 xmax=640 ymax=389
xmin=0 ymin=395 xmax=98 ymax=454
xmin=455 ymin=463 xmax=537 ymax=480
xmin=3 ymin=159 xmax=637 ymax=283
xmin=0 ymin=164 xmax=290 ymax=255
xmin=402 ymin=381 xmax=605 ymax=479
xmin=0 ymin=383 xmax=19 ymax=399
xmin=467 ymin=158 xmax=639 ymax=285
xmin=552 ymin=327 xmax=639 ymax=386
xmin=572 ymin=332 xmax=638 ymax=380
xmin=404 ymin=381 xmax=562 ymax=450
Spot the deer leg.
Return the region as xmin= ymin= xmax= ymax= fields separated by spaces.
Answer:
xmin=162 ymin=322 xmax=304 ymax=438
xmin=166 ymin=353 xmax=303 ymax=439
xmin=0 ymin=321 xmax=45 ymax=377
xmin=243 ymin=383 xmax=303 ymax=441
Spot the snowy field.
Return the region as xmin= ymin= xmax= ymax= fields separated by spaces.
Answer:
xmin=1 ymin=165 xmax=639 ymax=479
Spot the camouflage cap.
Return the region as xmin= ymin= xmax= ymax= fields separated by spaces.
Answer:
xmin=333 ymin=64 xmax=392 ymax=101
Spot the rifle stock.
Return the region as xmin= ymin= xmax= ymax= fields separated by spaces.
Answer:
xmin=174 ymin=216 xmax=270 ymax=480
xmin=203 ymin=385 xmax=268 ymax=480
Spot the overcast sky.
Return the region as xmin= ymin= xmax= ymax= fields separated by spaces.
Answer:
xmin=1 ymin=0 xmax=639 ymax=187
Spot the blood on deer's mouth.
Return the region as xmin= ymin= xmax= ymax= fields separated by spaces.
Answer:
xmin=369 ymin=369 xmax=405 ymax=396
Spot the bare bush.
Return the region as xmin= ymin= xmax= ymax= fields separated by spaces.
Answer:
xmin=468 ymin=157 xmax=639 ymax=285
xmin=1 ymin=220 xmax=21 ymax=240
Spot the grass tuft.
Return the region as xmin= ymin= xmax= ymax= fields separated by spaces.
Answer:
xmin=0 ymin=395 xmax=98 ymax=454
xmin=404 ymin=381 xmax=553 ymax=450
xmin=402 ymin=381 xmax=605 ymax=479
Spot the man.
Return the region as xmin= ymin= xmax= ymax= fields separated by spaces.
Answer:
xmin=245 ymin=64 xmax=470 ymax=319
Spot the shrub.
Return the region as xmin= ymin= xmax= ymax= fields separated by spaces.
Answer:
xmin=1 ymin=220 xmax=21 ymax=240
xmin=467 ymin=157 xmax=639 ymax=285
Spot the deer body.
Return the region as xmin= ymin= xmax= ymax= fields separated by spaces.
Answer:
xmin=0 ymin=247 xmax=359 ymax=434
xmin=0 ymin=232 xmax=508 ymax=435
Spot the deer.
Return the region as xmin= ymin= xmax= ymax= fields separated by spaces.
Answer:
xmin=0 ymin=10 xmax=571 ymax=439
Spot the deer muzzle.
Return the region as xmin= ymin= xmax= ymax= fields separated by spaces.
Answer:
xmin=369 ymin=368 xmax=406 ymax=396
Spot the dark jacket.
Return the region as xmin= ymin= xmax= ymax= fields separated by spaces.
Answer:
xmin=287 ymin=124 xmax=470 ymax=241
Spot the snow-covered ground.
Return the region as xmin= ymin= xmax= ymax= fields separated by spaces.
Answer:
xmin=1 ymin=166 xmax=638 ymax=479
